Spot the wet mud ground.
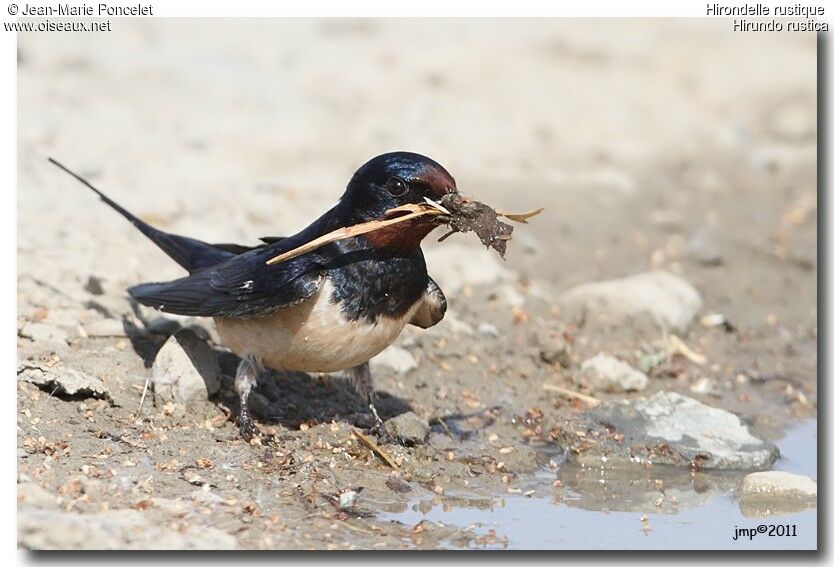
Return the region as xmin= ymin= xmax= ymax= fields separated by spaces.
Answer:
xmin=16 ymin=20 xmax=817 ymax=549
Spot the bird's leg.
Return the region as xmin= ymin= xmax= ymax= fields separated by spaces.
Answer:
xmin=235 ymin=353 xmax=263 ymax=441
xmin=346 ymin=362 xmax=384 ymax=433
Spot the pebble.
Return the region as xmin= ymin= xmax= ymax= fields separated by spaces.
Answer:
xmin=371 ymin=345 xmax=418 ymax=374
xmin=740 ymin=471 xmax=817 ymax=517
xmin=382 ymin=411 xmax=430 ymax=446
xmin=538 ymin=332 xmax=573 ymax=368
xmin=687 ymin=229 xmax=724 ymax=266
xmin=82 ymin=318 xmax=128 ymax=338
xmin=19 ymin=322 xmax=69 ymax=345
xmin=689 ymin=377 xmax=719 ymax=397
xmin=742 ymin=471 xmax=816 ymax=501
xmin=580 ymin=353 xmax=648 ymax=392
xmin=557 ymin=270 xmax=703 ymax=333
xmin=84 ymin=276 xmax=105 ymax=296
xmin=151 ymin=329 xmax=222 ymax=412
xmin=477 ymin=322 xmax=500 ymax=337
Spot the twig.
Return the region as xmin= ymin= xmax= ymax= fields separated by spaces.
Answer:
xmin=137 ymin=376 xmax=151 ymax=415
xmin=542 ymin=384 xmax=601 ymax=407
xmin=668 ymin=334 xmax=707 ymax=365
xmin=494 ymin=207 xmax=544 ymax=223
xmin=352 ymin=428 xmax=398 ymax=469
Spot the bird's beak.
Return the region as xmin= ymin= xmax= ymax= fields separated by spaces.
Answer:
xmin=382 ymin=198 xmax=450 ymax=221
xmin=423 ymin=196 xmax=451 ymax=215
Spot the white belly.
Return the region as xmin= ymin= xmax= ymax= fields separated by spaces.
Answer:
xmin=214 ymin=279 xmax=419 ymax=372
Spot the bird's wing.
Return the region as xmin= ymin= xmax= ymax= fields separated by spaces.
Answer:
xmin=409 ymin=277 xmax=447 ymax=328
xmin=209 ymin=235 xmax=286 ymax=255
xmin=259 ymin=236 xmax=286 ymax=245
xmin=127 ymin=202 xmax=347 ymax=318
xmin=209 ymin=242 xmax=262 ymax=255
xmin=129 ymin=244 xmax=325 ymax=318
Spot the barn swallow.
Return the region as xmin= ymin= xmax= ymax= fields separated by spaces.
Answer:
xmin=50 ymin=152 xmax=456 ymax=441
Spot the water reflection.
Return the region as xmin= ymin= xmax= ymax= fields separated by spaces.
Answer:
xmin=557 ymin=462 xmax=744 ymax=514
xmin=380 ymin=420 xmax=817 ymax=549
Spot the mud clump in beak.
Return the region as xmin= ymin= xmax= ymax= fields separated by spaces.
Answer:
xmin=437 ymin=193 xmax=514 ymax=258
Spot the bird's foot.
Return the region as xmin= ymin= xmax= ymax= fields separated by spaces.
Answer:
xmin=367 ymin=403 xmax=384 ymax=432
xmin=238 ymin=410 xmax=262 ymax=443
xmin=368 ymin=404 xmax=397 ymax=444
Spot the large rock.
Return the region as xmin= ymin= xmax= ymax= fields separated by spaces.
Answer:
xmin=18 ymin=362 xmax=111 ymax=401
xmin=740 ymin=471 xmax=816 ymax=517
xmin=579 ymin=353 xmax=647 ymax=392
xmin=557 ymin=271 xmax=703 ymax=333
xmin=152 ymin=330 xmax=222 ymax=412
xmin=552 ymin=391 xmax=778 ymax=470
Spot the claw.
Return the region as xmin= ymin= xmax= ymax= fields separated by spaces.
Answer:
xmin=238 ymin=411 xmax=261 ymax=442
xmin=368 ymin=406 xmax=398 ymax=444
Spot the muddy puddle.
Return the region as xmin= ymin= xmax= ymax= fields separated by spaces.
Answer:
xmin=380 ymin=420 xmax=817 ymax=550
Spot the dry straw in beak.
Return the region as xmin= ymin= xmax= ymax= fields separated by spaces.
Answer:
xmin=265 ymin=202 xmax=543 ymax=266
xmin=265 ymin=203 xmax=443 ymax=265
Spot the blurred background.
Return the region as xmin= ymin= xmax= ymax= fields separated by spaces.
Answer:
xmin=18 ymin=18 xmax=816 ymax=298
xmin=19 ymin=17 xmax=817 ymax=378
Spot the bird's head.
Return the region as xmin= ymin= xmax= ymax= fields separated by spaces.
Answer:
xmin=340 ymin=152 xmax=459 ymax=251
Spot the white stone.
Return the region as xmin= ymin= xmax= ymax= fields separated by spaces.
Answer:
xmin=18 ymin=362 xmax=111 ymax=401
xmin=443 ymin=309 xmax=475 ymax=336
xmin=83 ymin=318 xmax=128 ymax=337
xmin=19 ymin=322 xmax=69 ymax=344
xmin=742 ymin=471 xmax=817 ymax=501
xmin=371 ymin=345 xmax=418 ymax=374
xmin=558 ymin=270 xmax=703 ymax=333
xmin=477 ymin=322 xmax=500 ymax=337
xmin=580 ymin=353 xmax=648 ymax=393
xmin=151 ymin=329 xmax=222 ymax=410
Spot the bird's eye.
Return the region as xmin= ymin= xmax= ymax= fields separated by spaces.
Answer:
xmin=385 ymin=177 xmax=409 ymax=197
